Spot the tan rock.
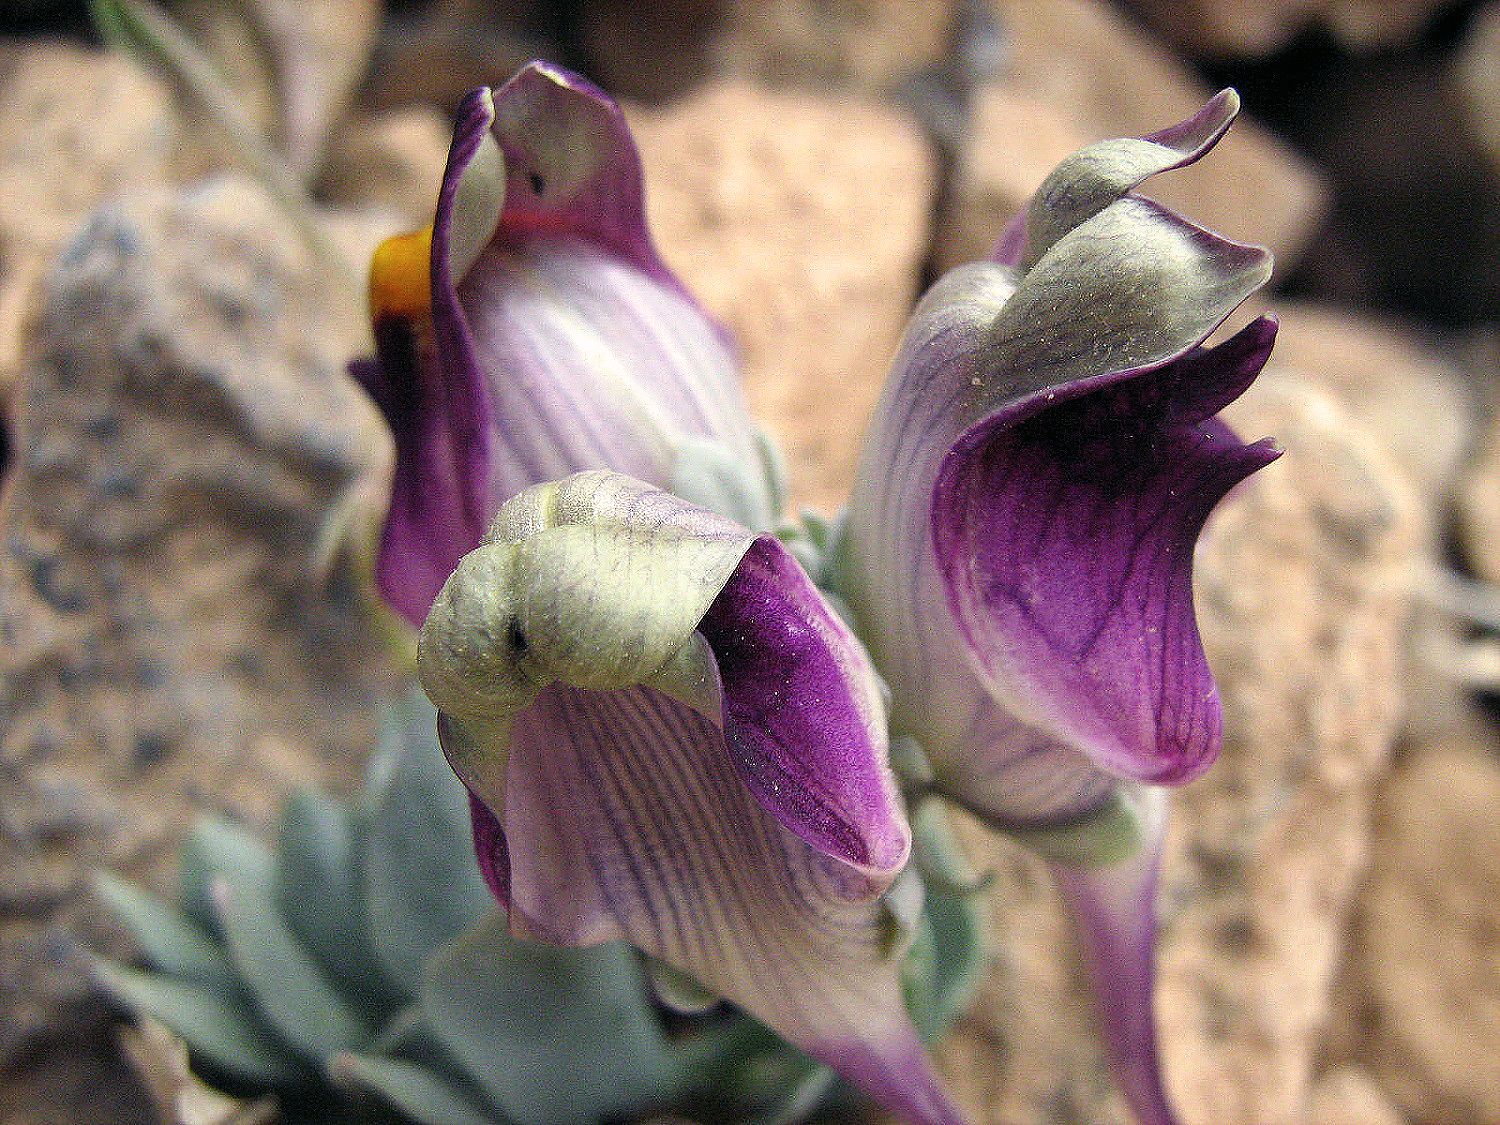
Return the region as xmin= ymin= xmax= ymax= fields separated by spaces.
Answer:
xmin=935 ymin=86 xmax=1091 ymax=271
xmin=1458 ymin=4 xmax=1500 ymax=172
xmin=318 ymin=105 xmax=452 ymax=226
xmin=585 ymin=0 xmax=957 ymax=102
xmin=721 ymin=0 xmax=956 ymax=91
xmin=0 ymin=177 xmax=394 ymax=1066
xmin=1463 ymin=418 xmax=1500 ymax=587
xmin=362 ymin=15 xmax=541 ymax=116
xmin=0 ymin=43 xmax=184 ymax=402
xmin=1303 ymin=1066 xmax=1407 ymax=1125
xmin=928 ymin=378 xmax=1417 ymax=1123
xmin=628 ymin=82 xmax=936 ymax=512
xmin=170 ymin=0 xmax=381 ymax=178
xmin=1268 ymin=303 xmax=1477 ymax=516
xmin=1337 ymin=748 xmax=1500 ymax=1124
xmin=0 ymin=43 xmax=181 ymax=258
xmin=1259 ymin=306 xmax=1484 ymax=754
xmin=942 ymin=0 xmax=1328 ymax=272
xmin=1130 ymin=0 xmax=1456 ymax=57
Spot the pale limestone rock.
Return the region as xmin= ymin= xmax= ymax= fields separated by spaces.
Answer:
xmin=1267 ymin=303 xmax=1477 ymax=518
xmin=935 ymin=87 xmax=1090 ymax=271
xmin=362 ymin=15 xmax=541 ymax=115
xmin=941 ymin=0 xmax=1328 ymax=272
xmin=585 ymin=0 xmax=957 ymax=103
xmin=1336 ymin=748 xmax=1500 ymax=1124
xmin=0 ymin=178 xmax=394 ymax=1065
xmin=1458 ymin=4 xmax=1500 ymax=172
xmin=169 ymin=0 xmax=381 ymax=178
xmin=628 ymin=82 xmax=936 ymax=511
xmin=1303 ymin=1066 xmax=1407 ymax=1125
xmin=0 ymin=43 xmax=182 ymax=402
xmin=0 ymin=43 xmax=180 ymax=257
xmin=1130 ymin=0 xmax=1457 ymax=57
xmin=318 ymin=106 xmax=452 ymax=226
xmin=921 ymin=379 xmax=1417 ymax=1124
xmin=1262 ymin=306 xmax=1482 ymax=754
xmin=1463 ymin=416 xmax=1500 ymax=586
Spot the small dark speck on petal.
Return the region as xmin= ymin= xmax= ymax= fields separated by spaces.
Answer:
xmin=528 ymin=172 xmax=546 ymax=195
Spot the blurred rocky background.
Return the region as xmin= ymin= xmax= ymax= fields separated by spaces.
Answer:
xmin=0 ymin=1 xmax=1497 ymax=1123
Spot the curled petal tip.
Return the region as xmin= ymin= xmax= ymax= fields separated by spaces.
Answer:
xmin=1141 ymin=87 xmax=1240 ymax=154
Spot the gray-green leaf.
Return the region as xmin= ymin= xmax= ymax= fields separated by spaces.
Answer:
xmin=180 ymin=815 xmax=275 ymax=938
xmin=215 ymin=868 xmax=372 ymax=1059
xmin=363 ymin=700 xmax=492 ymax=996
xmin=421 ymin=914 xmax=683 ymax=1125
xmin=92 ymin=960 xmax=305 ymax=1087
xmin=276 ymin=787 xmax=397 ymax=1013
xmin=330 ymin=1053 xmax=506 ymax=1125
xmin=92 ymin=872 xmax=237 ymax=991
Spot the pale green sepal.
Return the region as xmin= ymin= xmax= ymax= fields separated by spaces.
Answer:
xmin=421 ymin=913 xmax=685 ymax=1125
xmin=364 ymin=702 xmax=493 ymax=997
xmin=889 ymin=735 xmax=936 ymax=788
xmin=420 ymin=472 xmax=753 ymax=726
xmin=91 ymin=873 xmax=236 ymax=992
xmin=1023 ymin=89 xmax=1240 ymax=265
xmin=671 ymin=434 xmax=777 ymax=531
xmin=644 ymin=631 xmax=724 ymax=725
xmin=436 ymin=712 xmax=512 ymax=817
xmin=415 ymin=543 xmax=540 ymax=724
xmin=179 ymin=816 xmax=275 ymax=939
xmin=755 ymin=425 xmax=789 ymax=523
xmin=749 ymin=1058 xmax=837 ymax=1125
xmin=879 ymin=864 xmax=925 ymax=960
xmin=213 ymin=868 xmax=373 ymax=1060
xmin=904 ymin=802 xmax=988 ymax=1042
xmin=991 ymin=787 xmax=1151 ymax=866
xmin=365 ymin=685 xmax=433 ymax=798
xmin=330 ymin=1054 xmax=507 ymax=1125
xmin=644 ymin=954 xmax=722 ymax=1015
xmin=976 ymin=197 xmax=1272 ymax=430
xmin=91 ymin=959 xmax=306 ymax=1088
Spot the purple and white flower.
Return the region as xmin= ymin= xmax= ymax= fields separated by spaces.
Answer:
xmin=836 ymin=90 xmax=1279 ymax=1125
xmin=357 ymin=60 xmax=1280 ymax=1125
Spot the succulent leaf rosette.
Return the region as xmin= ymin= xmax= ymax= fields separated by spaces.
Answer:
xmin=102 ymin=62 xmax=1280 ymax=1125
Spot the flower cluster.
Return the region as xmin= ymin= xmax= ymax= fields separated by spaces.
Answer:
xmin=356 ymin=62 xmax=1278 ymax=1125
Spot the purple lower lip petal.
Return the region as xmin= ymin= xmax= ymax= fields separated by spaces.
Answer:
xmin=700 ymin=536 xmax=909 ymax=876
xmin=493 ymin=682 xmax=961 ymax=1124
xmin=933 ymin=317 xmax=1281 ymax=785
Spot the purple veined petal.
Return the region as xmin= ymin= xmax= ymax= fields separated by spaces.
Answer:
xmin=362 ymin=64 xmax=760 ymax=626
xmin=434 ymin=64 xmax=756 ymax=474
xmin=366 ymin=301 xmax=495 ymax=628
xmin=701 ymin=537 xmax=910 ymax=876
xmin=418 ymin=471 xmax=947 ymax=1118
xmin=932 ymin=318 xmax=1281 ymax=785
xmin=492 ymin=682 xmax=962 ymax=1125
xmin=425 ymin=473 xmax=911 ymax=897
xmin=467 ymin=791 xmax=511 ymax=909
xmin=841 ymin=189 xmax=1274 ymax=813
xmin=1050 ymin=788 xmax=1179 ymax=1125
